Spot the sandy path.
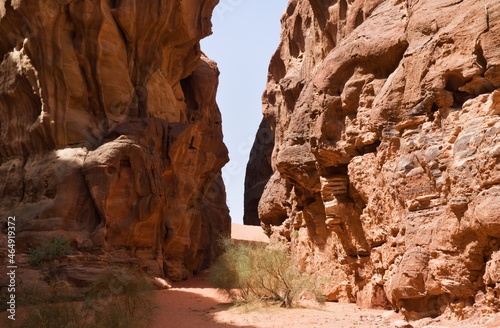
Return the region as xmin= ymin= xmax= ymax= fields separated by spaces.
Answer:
xmin=153 ymin=224 xmax=261 ymax=328
xmin=152 ymin=272 xmax=407 ymax=328
xmin=152 ymin=224 xmax=404 ymax=328
xmin=152 ymin=224 xmax=500 ymax=328
xmin=153 ymin=274 xmax=237 ymax=328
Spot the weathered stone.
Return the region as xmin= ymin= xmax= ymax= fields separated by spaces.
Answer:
xmin=0 ymin=0 xmax=230 ymax=287
xmin=152 ymin=277 xmax=172 ymax=290
xmin=246 ymin=0 xmax=500 ymax=320
xmin=244 ymin=118 xmax=274 ymax=226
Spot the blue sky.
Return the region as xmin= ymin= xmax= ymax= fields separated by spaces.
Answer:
xmin=201 ymin=0 xmax=288 ymax=224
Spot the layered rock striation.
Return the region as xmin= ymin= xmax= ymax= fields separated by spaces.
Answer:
xmin=0 ymin=0 xmax=230 ymax=284
xmin=246 ymin=0 xmax=500 ymax=319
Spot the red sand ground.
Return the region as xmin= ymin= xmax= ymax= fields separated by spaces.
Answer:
xmin=152 ymin=224 xmax=500 ymax=328
xmin=152 ymin=223 xmax=406 ymax=328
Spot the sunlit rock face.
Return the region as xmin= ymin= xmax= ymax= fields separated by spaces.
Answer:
xmin=246 ymin=0 xmax=500 ymax=319
xmin=0 ymin=0 xmax=230 ymax=283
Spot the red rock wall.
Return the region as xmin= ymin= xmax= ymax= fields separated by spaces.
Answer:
xmin=0 ymin=0 xmax=230 ymax=283
xmin=247 ymin=0 xmax=500 ymax=319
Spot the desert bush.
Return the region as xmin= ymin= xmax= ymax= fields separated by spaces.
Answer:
xmin=19 ymin=268 xmax=157 ymax=328
xmin=20 ymin=280 xmax=85 ymax=328
xmin=22 ymin=300 xmax=81 ymax=328
xmin=28 ymin=236 xmax=73 ymax=267
xmin=210 ymin=239 xmax=324 ymax=308
xmin=84 ymin=268 xmax=157 ymax=328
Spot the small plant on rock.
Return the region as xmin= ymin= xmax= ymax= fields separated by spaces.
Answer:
xmin=28 ymin=236 xmax=73 ymax=267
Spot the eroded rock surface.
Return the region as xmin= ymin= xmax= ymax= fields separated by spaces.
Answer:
xmin=0 ymin=0 xmax=230 ymax=286
xmin=247 ymin=0 xmax=500 ymax=320
xmin=243 ymin=118 xmax=274 ymax=226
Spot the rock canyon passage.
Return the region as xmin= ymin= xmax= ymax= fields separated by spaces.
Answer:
xmin=1 ymin=0 xmax=500 ymax=327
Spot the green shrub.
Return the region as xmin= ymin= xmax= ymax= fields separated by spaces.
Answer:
xmin=210 ymin=238 xmax=324 ymax=308
xmin=28 ymin=236 xmax=73 ymax=267
xmin=19 ymin=268 xmax=157 ymax=328
xmin=84 ymin=268 xmax=157 ymax=328
xmin=22 ymin=300 xmax=81 ymax=328
xmin=20 ymin=280 xmax=86 ymax=328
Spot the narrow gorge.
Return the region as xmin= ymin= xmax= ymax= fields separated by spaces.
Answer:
xmin=0 ymin=0 xmax=499 ymax=324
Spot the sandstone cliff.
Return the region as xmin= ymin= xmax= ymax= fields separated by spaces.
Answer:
xmin=243 ymin=118 xmax=274 ymax=226
xmin=247 ymin=0 xmax=500 ymax=319
xmin=0 ymin=0 xmax=230 ymax=285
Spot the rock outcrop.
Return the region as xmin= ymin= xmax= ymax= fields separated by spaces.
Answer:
xmin=247 ymin=0 xmax=500 ymax=320
xmin=243 ymin=118 xmax=274 ymax=226
xmin=0 ymin=0 xmax=230 ymax=286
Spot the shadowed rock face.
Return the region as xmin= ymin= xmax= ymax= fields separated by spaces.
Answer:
xmin=246 ymin=0 xmax=500 ymax=319
xmin=243 ymin=118 xmax=274 ymax=226
xmin=0 ymin=0 xmax=230 ymax=283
